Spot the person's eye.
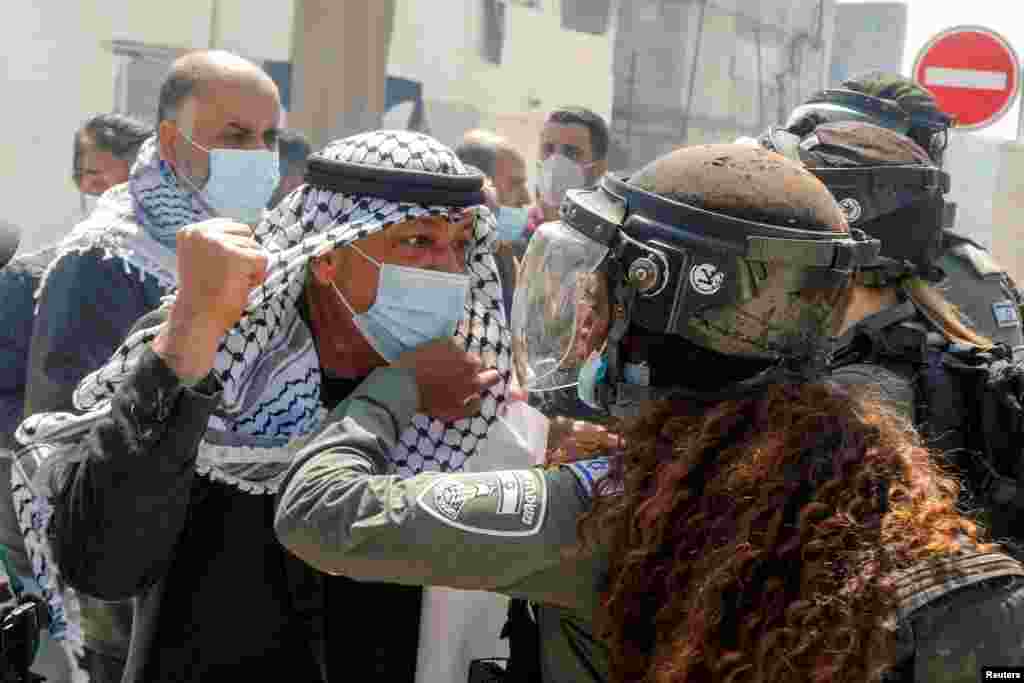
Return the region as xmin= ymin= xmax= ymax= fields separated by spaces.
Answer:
xmin=402 ymin=235 xmax=433 ymax=248
xmin=564 ymin=147 xmax=582 ymax=161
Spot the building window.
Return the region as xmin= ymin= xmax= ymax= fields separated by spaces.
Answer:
xmin=481 ymin=0 xmax=507 ymax=65
xmin=109 ymin=41 xmax=183 ymax=126
xmin=561 ymin=0 xmax=611 ymax=35
xmin=109 ymin=40 xmax=296 ymax=123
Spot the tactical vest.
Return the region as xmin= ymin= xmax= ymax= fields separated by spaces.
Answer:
xmin=833 ymin=300 xmax=1024 ymax=541
xmin=887 ymin=549 xmax=1024 ymax=682
xmin=938 ymin=231 xmax=1024 ymax=354
xmin=892 ymin=549 xmax=1024 ymax=622
xmin=763 ymin=125 xmax=1024 ymax=354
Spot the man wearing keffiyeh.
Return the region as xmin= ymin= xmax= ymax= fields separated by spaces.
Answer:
xmin=13 ymin=126 xmax=513 ymax=682
xmin=16 ymin=50 xmax=281 ymax=683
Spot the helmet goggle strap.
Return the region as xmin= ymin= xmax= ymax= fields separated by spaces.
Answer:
xmin=787 ymin=90 xmax=913 ymax=134
xmin=790 ymin=89 xmax=954 ymax=163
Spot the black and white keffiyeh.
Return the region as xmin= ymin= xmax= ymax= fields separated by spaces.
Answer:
xmin=18 ymin=130 xmax=513 ymax=494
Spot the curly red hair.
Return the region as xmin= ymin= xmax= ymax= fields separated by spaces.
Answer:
xmin=580 ymin=381 xmax=990 ymax=683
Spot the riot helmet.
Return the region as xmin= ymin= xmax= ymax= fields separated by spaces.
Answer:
xmin=770 ymin=121 xmax=955 ymax=283
xmin=786 ymin=71 xmax=954 ymax=166
xmin=511 ymin=144 xmax=879 ymax=419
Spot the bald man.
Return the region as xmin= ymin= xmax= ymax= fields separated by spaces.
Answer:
xmin=455 ymin=130 xmax=530 ymax=318
xmin=457 ymin=129 xmax=530 ymax=208
xmin=20 ymin=50 xmax=281 ymax=682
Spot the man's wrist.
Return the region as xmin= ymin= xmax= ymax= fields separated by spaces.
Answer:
xmin=152 ymin=307 xmax=224 ymax=384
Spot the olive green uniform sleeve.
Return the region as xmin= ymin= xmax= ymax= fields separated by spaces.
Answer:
xmin=275 ymin=367 xmax=607 ymax=613
xmin=911 ymin=577 xmax=1024 ymax=682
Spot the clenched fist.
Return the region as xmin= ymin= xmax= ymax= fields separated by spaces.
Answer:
xmin=395 ymin=339 xmax=502 ymax=422
xmin=154 ymin=219 xmax=269 ymax=382
xmin=174 ymin=219 xmax=269 ymax=335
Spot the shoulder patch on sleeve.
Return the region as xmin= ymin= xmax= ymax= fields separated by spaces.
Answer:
xmin=417 ymin=469 xmax=547 ymax=537
xmin=951 ymin=242 xmax=1004 ymax=279
xmin=565 ymin=457 xmax=613 ymax=498
xmin=992 ymin=300 xmax=1021 ymax=328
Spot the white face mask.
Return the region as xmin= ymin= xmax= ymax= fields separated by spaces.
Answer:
xmin=537 ymin=154 xmax=589 ymax=207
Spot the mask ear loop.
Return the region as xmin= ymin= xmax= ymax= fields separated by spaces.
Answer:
xmin=326 ymin=243 xmax=381 ymax=318
xmin=330 ymin=280 xmax=359 ymax=319
xmin=348 ymin=242 xmax=384 ymax=269
xmin=169 ymin=130 xmax=220 ymax=218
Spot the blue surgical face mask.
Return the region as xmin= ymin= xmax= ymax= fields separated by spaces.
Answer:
xmin=495 ymin=206 xmax=530 ymax=243
xmin=332 ymin=244 xmax=471 ymax=362
xmin=577 ymin=350 xmax=608 ymax=410
xmin=181 ymin=133 xmax=280 ymax=225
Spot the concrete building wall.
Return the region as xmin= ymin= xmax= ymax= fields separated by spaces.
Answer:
xmin=611 ymin=0 xmax=836 ymax=171
xmin=828 ymin=2 xmax=907 ymax=86
xmin=6 ymin=0 xmax=616 ymax=252
xmin=386 ymin=0 xmax=615 ymax=163
xmin=215 ymin=0 xmax=295 ymax=62
xmin=943 ymin=131 xmax=1024 ymax=282
xmin=988 ymin=142 xmax=1024 ymax=283
xmin=3 ymin=0 xmax=296 ymax=253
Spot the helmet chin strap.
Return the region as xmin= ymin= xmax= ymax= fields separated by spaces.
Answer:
xmin=600 ymin=263 xmax=637 ymax=414
xmin=605 ymin=304 xmax=833 ymax=419
xmin=608 ymin=361 xmax=828 ymax=420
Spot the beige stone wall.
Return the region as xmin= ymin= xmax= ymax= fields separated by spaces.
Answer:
xmin=386 ymin=0 xmax=614 ymax=173
xmin=387 ymin=0 xmax=613 ymax=121
xmin=990 ymin=141 xmax=1024 ymax=282
xmin=946 ymin=133 xmax=1024 ymax=283
xmin=3 ymin=0 xmax=305 ymax=253
xmin=290 ymin=0 xmax=396 ymax=149
xmin=4 ymin=0 xmax=217 ymax=252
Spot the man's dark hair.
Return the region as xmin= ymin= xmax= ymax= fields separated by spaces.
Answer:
xmin=454 ymin=140 xmax=499 ymax=178
xmin=72 ymin=113 xmax=153 ymax=183
xmin=278 ymin=128 xmax=312 ymax=178
xmin=547 ymin=106 xmax=609 ymax=161
xmin=157 ymin=68 xmax=199 ymax=124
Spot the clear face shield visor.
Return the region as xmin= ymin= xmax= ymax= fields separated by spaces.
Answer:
xmin=511 ymin=219 xmax=612 ymax=394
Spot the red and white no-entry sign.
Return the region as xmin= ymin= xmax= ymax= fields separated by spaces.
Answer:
xmin=912 ymin=26 xmax=1021 ymax=131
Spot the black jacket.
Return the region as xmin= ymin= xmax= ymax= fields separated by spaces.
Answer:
xmin=43 ymin=317 xmax=423 ymax=682
xmin=24 ymin=246 xmax=166 ymax=417
xmin=20 ymin=246 xmax=167 ymax=669
xmin=0 ymin=247 xmax=57 ymax=578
